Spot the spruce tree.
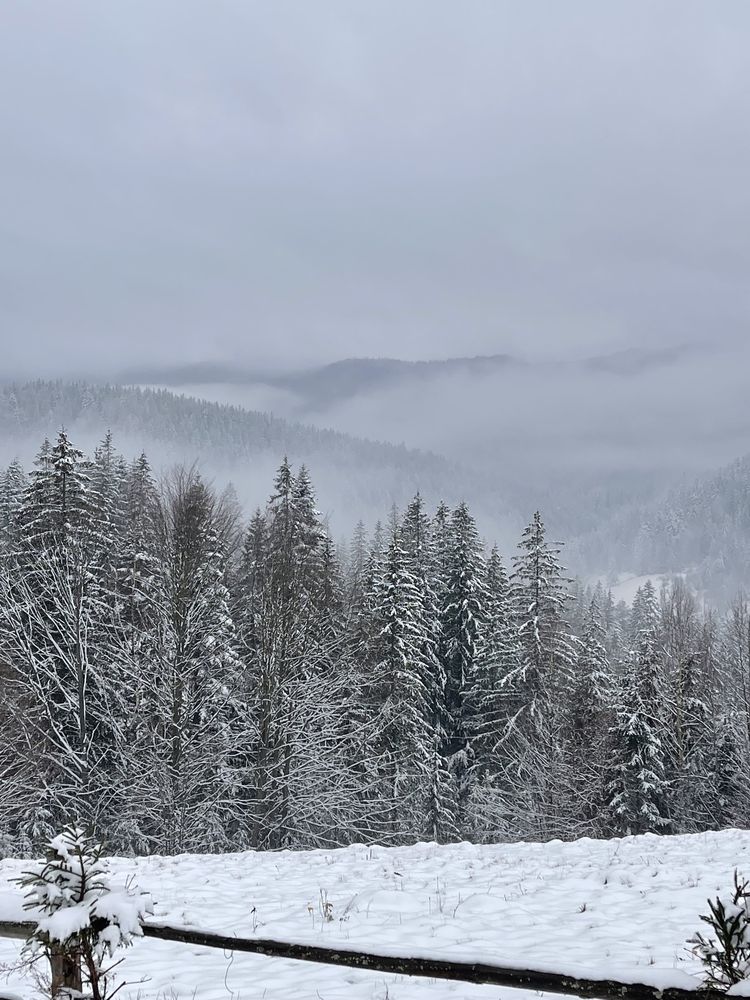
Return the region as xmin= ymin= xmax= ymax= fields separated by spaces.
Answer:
xmin=605 ymin=610 xmax=672 ymax=836
xmin=438 ymin=502 xmax=488 ymax=831
xmin=0 ymin=459 xmax=26 ymax=559
xmin=464 ymin=545 xmax=521 ymax=841
xmin=365 ymin=529 xmax=432 ymax=840
xmin=509 ymin=511 xmax=576 ymax=732
xmin=466 ymin=546 xmax=518 ymax=764
xmin=133 ymin=469 xmax=240 ymax=853
xmin=90 ymin=431 xmax=128 ymax=596
xmin=402 ymin=494 xmax=457 ymax=841
xmin=2 ymin=432 xmax=120 ymax=841
xmin=565 ymin=595 xmax=611 ymax=829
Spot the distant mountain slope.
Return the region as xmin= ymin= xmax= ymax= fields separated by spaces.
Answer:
xmin=583 ymin=344 xmax=692 ymax=376
xmin=0 ymin=380 xmax=516 ymax=537
xmin=116 ymin=347 xmax=693 ymax=414
xmin=570 ymin=452 xmax=750 ymax=604
xmin=271 ymin=354 xmax=520 ymax=410
xmin=118 ymin=354 xmax=521 ymax=411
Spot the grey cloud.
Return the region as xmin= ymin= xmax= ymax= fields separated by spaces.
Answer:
xmin=1 ymin=1 xmax=749 ymax=374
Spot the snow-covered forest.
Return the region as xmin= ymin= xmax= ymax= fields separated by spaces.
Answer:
xmin=0 ymin=428 xmax=748 ymax=858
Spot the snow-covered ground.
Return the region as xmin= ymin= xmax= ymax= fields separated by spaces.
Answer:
xmin=0 ymin=830 xmax=747 ymax=1000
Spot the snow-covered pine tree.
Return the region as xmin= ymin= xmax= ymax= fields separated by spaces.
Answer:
xmin=19 ymin=826 xmax=152 ymax=1000
xmin=0 ymin=432 xmax=125 ymax=845
xmin=463 ymin=545 xmax=520 ymax=841
xmin=20 ymin=430 xmax=94 ymax=555
xmin=509 ymin=511 xmax=577 ymax=729
xmin=671 ymin=651 xmax=717 ymax=831
xmin=658 ymin=579 xmax=718 ymax=831
xmin=430 ymin=501 xmax=452 ymax=602
xmin=100 ymin=452 xmax=163 ymax=853
xmin=129 ymin=468 xmax=240 ymax=853
xmin=246 ymin=459 xmax=299 ymax=850
xmin=466 ymin=546 xmax=518 ymax=766
xmin=340 ymin=518 xmax=392 ymax=843
xmin=596 ymin=583 xmax=626 ymax=670
xmin=363 ymin=528 xmax=432 ymax=841
xmin=569 ymin=596 xmax=610 ymax=740
xmin=292 ymin=465 xmax=327 ymax=600
xmin=401 ymin=493 xmax=458 ymax=842
xmin=119 ymin=453 xmax=159 ymax=632
xmin=604 ymin=592 xmax=672 ymax=836
xmin=242 ymin=461 xmax=355 ymax=849
xmin=438 ymin=502 xmax=488 ymax=833
xmin=234 ymin=507 xmax=268 ymax=668
xmin=89 ymin=431 xmax=128 ymax=598
xmin=0 ymin=459 xmax=26 ymax=560
xmin=628 ymin=579 xmax=660 ymax=651
xmin=564 ymin=595 xmax=611 ymax=831
xmin=713 ymin=713 xmax=747 ymax=828
xmin=344 ymin=519 xmax=369 ymax=610
xmin=490 ymin=514 xmax=579 ymax=840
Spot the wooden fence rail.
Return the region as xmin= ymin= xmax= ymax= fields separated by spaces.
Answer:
xmin=0 ymin=918 xmax=727 ymax=1000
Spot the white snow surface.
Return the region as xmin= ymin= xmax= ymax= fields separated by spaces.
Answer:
xmin=0 ymin=830 xmax=746 ymax=999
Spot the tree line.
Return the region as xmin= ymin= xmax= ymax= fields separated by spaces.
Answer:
xmin=0 ymin=429 xmax=747 ymax=856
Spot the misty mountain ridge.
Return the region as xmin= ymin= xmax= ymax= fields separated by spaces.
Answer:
xmin=116 ymin=344 xmax=729 ymax=494
xmin=116 ymin=344 xmax=694 ymax=413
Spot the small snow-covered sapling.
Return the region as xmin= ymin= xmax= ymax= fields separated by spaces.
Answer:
xmin=690 ymin=870 xmax=750 ymax=988
xmin=16 ymin=826 xmax=153 ymax=1000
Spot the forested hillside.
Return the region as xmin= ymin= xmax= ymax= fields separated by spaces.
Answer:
xmin=0 ymin=429 xmax=748 ymax=857
xmin=573 ymin=455 xmax=750 ymax=604
xmin=0 ymin=380 xmax=501 ymax=535
xmin=5 ymin=381 xmax=750 ymax=607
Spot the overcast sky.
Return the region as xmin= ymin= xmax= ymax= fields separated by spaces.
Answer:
xmin=1 ymin=1 xmax=749 ymax=376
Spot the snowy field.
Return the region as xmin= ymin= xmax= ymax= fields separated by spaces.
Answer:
xmin=0 ymin=830 xmax=747 ymax=1000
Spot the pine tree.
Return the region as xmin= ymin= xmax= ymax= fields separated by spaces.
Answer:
xmin=569 ymin=596 xmax=610 ymax=742
xmin=671 ymin=651 xmax=716 ymax=831
xmin=605 ymin=610 xmax=672 ymax=836
xmin=44 ymin=430 xmax=94 ymax=548
xmin=0 ymin=433 xmax=123 ymax=843
xmin=243 ymin=461 xmax=346 ymax=849
xmin=565 ymin=595 xmax=611 ymax=830
xmin=130 ymin=469 xmax=240 ymax=853
xmin=463 ymin=545 xmax=522 ymax=840
xmin=402 ymin=494 xmax=457 ymax=841
xmin=364 ymin=529 xmax=432 ymax=840
xmin=713 ymin=713 xmax=747 ymax=827
xmin=90 ymin=431 xmax=127 ymax=595
xmin=466 ymin=546 xmax=518 ymax=764
xmin=120 ymin=453 xmax=159 ymax=627
xmin=430 ymin=501 xmax=452 ymax=603
xmin=437 ymin=502 xmax=488 ymax=831
xmin=0 ymin=459 xmax=26 ymax=558
xmin=509 ymin=512 xmax=577 ymax=729
xmin=345 ymin=519 xmax=369 ymax=610
xmin=291 ymin=464 xmax=326 ymax=599
xmin=628 ymin=580 xmax=660 ymax=651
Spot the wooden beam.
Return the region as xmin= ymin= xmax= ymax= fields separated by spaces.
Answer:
xmin=0 ymin=921 xmax=34 ymax=941
xmin=141 ymin=922 xmax=725 ymax=1000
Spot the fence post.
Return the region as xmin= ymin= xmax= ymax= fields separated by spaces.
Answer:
xmin=49 ymin=944 xmax=82 ymax=999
